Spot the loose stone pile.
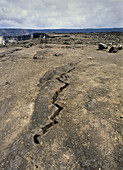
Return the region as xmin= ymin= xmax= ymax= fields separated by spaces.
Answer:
xmin=98 ymin=43 xmax=122 ymax=53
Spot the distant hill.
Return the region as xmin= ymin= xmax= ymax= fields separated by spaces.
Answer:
xmin=0 ymin=29 xmax=37 ymax=36
xmin=0 ymin=28 xmax=123 ymax=36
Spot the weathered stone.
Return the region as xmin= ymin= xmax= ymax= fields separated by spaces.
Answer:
xmin=109 ymin=45 xmax=119 ymax=53
xmin=5 ymin=82 xmax=9 ymax=85
xmin=39 ymin=44 xmax=45 ymax=49
xmin=33 ymin=56 xmax=39 ymax=59
xmin=0 ymin=36 xmax=5 ymax=46
xmin=87 ymin=57 xmax=92 ymax=60
xmin=118 ymin=44 xmax=122 ymax=50
xmin=86 ymin=99 xmax=97 ymax=111
xmin=120 ymin=115 xmax=123 ymax=118
xmin=98 ymin=43 xmax=108 ymax=50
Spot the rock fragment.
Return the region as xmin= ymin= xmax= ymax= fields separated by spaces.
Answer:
xmin=5 ymin=82 xmax=9 ymax=85
xmin=118 ymin=44 xmax=122 ymax=50
xmin=85 ymin=99 xmax=97 ymax=111
xmin=120 ymin=115 xmax=123 ymax=119
xmin=109 ymin=45 xmax=119 ymax=53
xmin=39 ymin=44 xmax=45 ymax=49
xmin=33 ymin=56 xmax=38 ymax=59
xmin=98 ymin=43 xmax=108 ymax=50
xmin=108 ymin=44 xmax=122 ymax=53
xmin=87 ymin=57 xmax=92 ymax=60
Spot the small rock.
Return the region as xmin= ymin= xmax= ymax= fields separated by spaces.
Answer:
xmin=29 ymin=43 xmax=33 ymax=47
xmin=118 ymin=44 xmax=122 ymax=50
xmin=109 ymin=45 xmax=119 ymax=53
xmin=33 ymin=56 xmax=38 ymax=59
xmin=98 ymin=43 xmax=108 ymax=50
xmin=45 ymin=45 xmax=52 ymax=48
xmin=26 ymin=45 xmax=30 ymax=48
xmin=107 ymin=43 xmax=112 ymax=47
xmin=39 ymin=44 xmax=45 ymax=49
xmin=54 ymin=53 xmax=63 ymax=57
xmin=54 ymin=54 xmax=58 ymax=57
xmin=120 ymin=115 xmax=123 ymax=119
xmin=86 ymin=99 xmax=97 ymax=111
xmin=5 ymin=81 xmax=9 ymax=85
xmin=64 ymin=42 xmax=69 ymax=45
xmin=24 ymin=116 xmax=27 ymax=119
xmin=87 ymin=57 xmax=92 ymax=60
xmin=0 ymin=54 xmax=6 ymax=58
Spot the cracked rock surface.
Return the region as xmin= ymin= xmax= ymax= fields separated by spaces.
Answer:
xmin=0 ymin=33 xmax=123 ymax=169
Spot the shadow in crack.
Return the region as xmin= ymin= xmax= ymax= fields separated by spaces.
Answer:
xmin=31 ymin=63 xmax=76 ymax=144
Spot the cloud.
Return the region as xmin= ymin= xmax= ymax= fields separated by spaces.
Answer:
xmin=0 ymin=0 xmax=123 ymax=28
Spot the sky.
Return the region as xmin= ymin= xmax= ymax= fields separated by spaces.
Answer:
xmin=0 ymin=0 xmax=123 ymax=29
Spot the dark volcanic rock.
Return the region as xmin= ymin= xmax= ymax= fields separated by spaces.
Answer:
xmin=109 ymin=45 xmax=119 ymax=53
xmin=98 ymin=43 xmax=108 ymax=50
xmin=118 ymin=44 xmax=122 ymax=50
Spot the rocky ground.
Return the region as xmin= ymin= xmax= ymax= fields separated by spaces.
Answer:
xmin=0 ymin=33 xmax=123 ymax=170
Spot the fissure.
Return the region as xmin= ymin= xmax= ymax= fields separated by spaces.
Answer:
xmin=33 ymin=66 xmax=76 ymax=144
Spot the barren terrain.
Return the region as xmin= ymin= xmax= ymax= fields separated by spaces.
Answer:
xmin=0 ymin=33 xmax=123 ymax=169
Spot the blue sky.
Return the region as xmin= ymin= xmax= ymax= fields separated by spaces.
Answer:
xmin=0 ymin=0 xmax=123 ymax=29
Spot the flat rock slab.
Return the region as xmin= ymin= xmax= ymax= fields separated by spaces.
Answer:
xmin=0 ymin=33 xmax=123 ymax=169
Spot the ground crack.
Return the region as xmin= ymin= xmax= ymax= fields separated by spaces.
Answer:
xmin=33 ymin=66 xmax=76 ymax=144
xmin=28 ymin=156 xmax=39 ymax=168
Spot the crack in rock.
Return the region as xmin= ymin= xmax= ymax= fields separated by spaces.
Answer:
xmin=28 ymin=156 xmax=39 ymax=168
xmin=33 ymin=66 xmax=76 ymax=144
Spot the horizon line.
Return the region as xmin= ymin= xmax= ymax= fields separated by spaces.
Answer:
xmin=0 ymin=27 xmax=123 ymax=30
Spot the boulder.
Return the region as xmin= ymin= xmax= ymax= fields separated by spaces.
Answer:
xmin=98 ymin=43 xmax=108 ymax=50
